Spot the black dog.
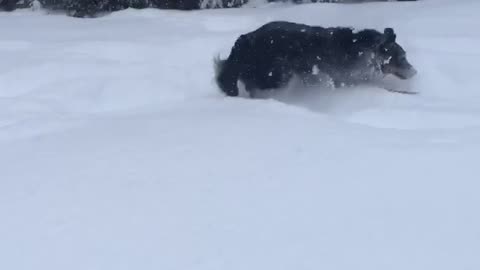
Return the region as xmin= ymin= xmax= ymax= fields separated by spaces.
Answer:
xmin=215 ymin=21 xmax=417 ymax=97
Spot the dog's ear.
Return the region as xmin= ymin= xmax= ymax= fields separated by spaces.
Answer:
xmin=384 ymin=28 xmax=396 ymax=43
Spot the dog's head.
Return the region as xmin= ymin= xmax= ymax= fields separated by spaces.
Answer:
xmin=377 ymin=28 xmax=417 ymax=80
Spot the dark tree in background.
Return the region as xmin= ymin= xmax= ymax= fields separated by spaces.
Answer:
xmin=0 ymin=0 xmax=19 ymax=11
xmin=37 ymin=0 xmax=247 ymax=16
xmin=1 ymin=0 xmax=417 ymax=16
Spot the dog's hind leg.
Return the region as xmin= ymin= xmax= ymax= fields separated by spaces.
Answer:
xmin=244 ymin=82 xmax=258 ymax=98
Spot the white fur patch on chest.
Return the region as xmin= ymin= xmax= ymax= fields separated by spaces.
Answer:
xmin=384 ymin=56 xmax=393 ymax=64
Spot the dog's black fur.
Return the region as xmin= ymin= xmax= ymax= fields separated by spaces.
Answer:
xmin=215 ymin=21 xmax=416 ymax=97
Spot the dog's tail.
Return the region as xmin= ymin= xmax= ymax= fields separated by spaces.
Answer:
xmin=213 ymin=55 xmax=227 ymax=81
xmin=213 ymin=54 xmax=241 ymax=97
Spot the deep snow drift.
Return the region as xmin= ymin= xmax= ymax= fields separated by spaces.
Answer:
xmin=1 ymin=1 xmax=480 ymax=269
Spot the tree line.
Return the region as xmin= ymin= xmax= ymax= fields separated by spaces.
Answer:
xmin=0 ymin=0 xmax=417 ymax=18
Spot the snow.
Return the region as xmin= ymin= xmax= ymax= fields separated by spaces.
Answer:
xmin=1 ymin=1 xmax=480 ymax=269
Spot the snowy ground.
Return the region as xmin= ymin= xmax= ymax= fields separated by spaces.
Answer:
xmin=1 ymin=0 xmax=480 ymax=269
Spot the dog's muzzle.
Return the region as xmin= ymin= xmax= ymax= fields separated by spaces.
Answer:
xmin=395 ymin=66 xmax=417 ymax=80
